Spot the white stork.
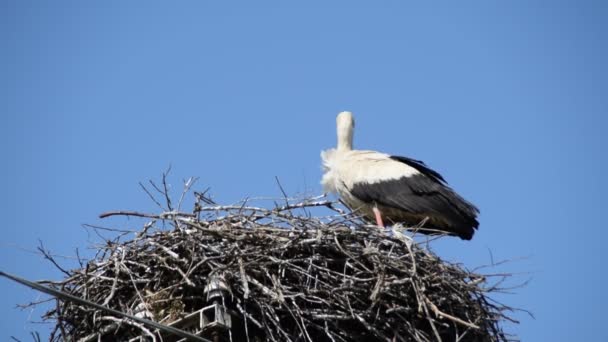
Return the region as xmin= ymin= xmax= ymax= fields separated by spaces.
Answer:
xmin=321 ymin=111 xmax=479 ymax=240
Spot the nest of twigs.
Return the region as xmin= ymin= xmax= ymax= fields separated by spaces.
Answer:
xmin=40 ymin=189 xmax=516 ymax=342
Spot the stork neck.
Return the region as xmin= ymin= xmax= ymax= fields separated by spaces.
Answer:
xmin=337 ymin=128 xmax=353 ymax=151
xmin=337 ymin=140 xmax=352 ymax=151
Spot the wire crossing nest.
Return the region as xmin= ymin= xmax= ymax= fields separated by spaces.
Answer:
xmin=42 ymin=194 xmax=517 ymax=342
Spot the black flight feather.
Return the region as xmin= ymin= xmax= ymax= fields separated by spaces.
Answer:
xmin=389 ymin=155 xmax=446 ymax=184
xmin=350 ymin=157 xmax=479 ymax=240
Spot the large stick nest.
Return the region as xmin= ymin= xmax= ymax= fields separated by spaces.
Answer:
xmin=41 ymin=189 xmax=517 ymax=342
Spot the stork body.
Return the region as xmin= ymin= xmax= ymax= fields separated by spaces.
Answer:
xmin=321 ymin=111 xmax=479 ymax=240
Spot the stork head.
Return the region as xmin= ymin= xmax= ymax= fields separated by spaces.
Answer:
xmin=336 ymin=111 xmax=354 ymax=151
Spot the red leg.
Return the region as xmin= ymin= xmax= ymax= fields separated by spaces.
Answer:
xmin=373 ymin=207 xmax=384 ymax=228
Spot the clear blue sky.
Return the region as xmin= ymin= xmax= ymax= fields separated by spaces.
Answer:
xmin=1 ymin=1 xmax=606 ymax=341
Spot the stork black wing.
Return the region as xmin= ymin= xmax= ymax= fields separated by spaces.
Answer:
xmin=389 ymin=155 xmax=446 ymax=184
xmin=350 ymin=163 xmax=479 ymax=240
